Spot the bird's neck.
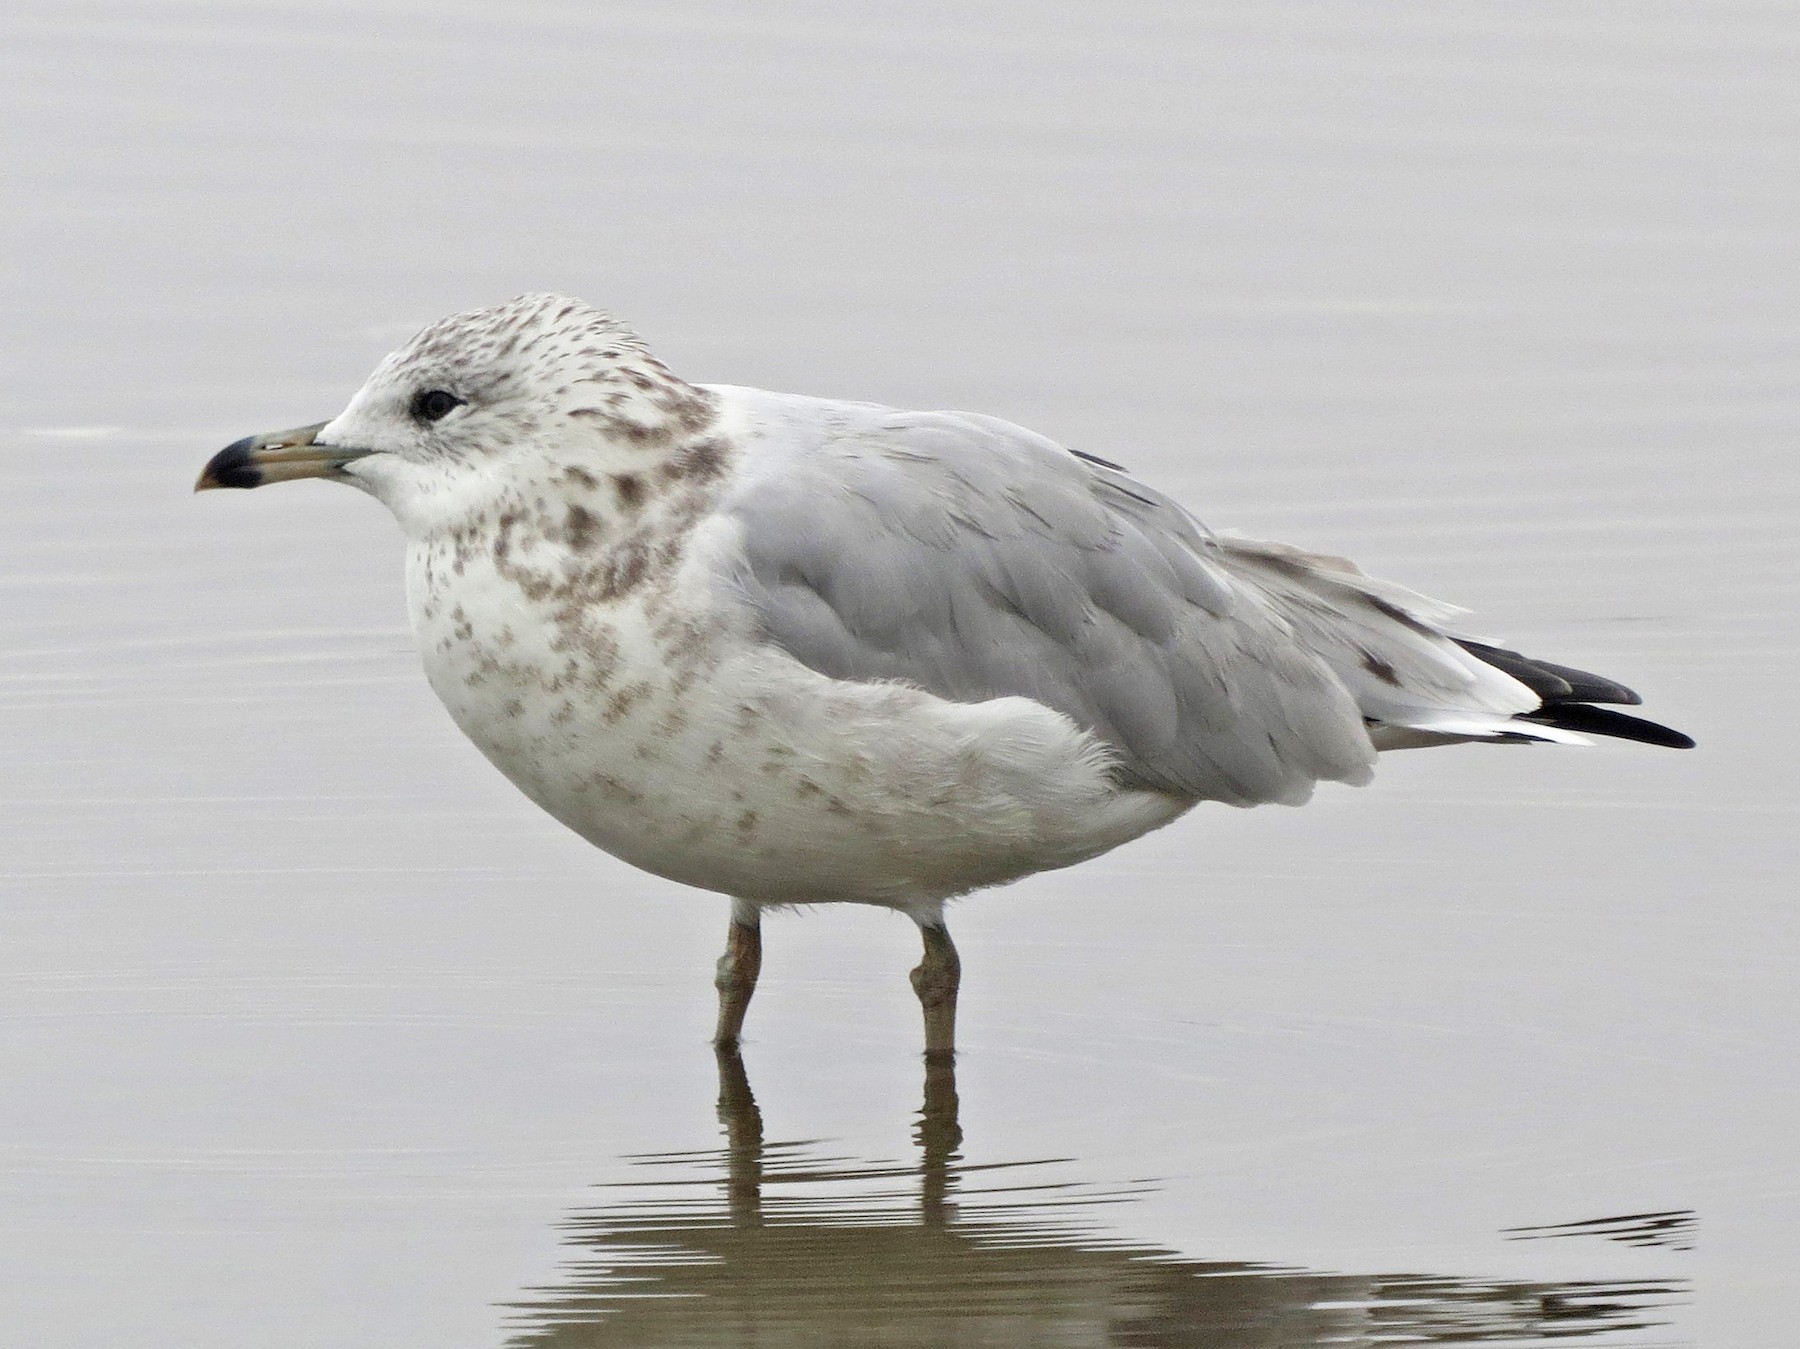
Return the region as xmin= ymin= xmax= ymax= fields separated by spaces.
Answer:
xmin=564 ymin=351 xmax=721 ymax=449
xmin=405 ymin=411 xmax=742 ymax=618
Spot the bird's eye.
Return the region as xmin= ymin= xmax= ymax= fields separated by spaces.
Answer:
xmin=411 ymin=389 xmax=465 ymax=423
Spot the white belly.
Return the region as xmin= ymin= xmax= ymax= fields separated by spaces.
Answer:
xmin=405 ymin=541 xmax=1187 ymax=910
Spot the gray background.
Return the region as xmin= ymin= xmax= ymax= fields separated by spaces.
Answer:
xmin=2 ymin=2 xmax=1794 ymax=1345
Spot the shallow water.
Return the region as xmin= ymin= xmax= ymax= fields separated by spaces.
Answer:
xmin=499 ymin=1051 xmax=1688 ymax=1347
xmin=3 ymin=3 xmax=1795 ymax=1346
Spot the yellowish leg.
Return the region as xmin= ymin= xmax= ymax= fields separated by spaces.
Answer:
xmin=713 ymin=903 xmax=762 ymax=1048
xmin=909 ymin=919 xmax=961 ymax=1062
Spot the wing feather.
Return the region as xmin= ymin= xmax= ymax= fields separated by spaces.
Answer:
xmin=716 ymin=397 xmax=1383 ymax=806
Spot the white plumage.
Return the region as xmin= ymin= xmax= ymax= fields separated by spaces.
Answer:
xmin=198 ymin=293 xmax=1691 ymax=1056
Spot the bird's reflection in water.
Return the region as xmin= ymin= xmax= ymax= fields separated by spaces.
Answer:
xmin=505 ymin=1052 xmax=1682 ymax=1347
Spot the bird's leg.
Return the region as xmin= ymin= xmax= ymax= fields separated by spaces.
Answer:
xmin=909 ymin=916 xmax=961 ymax=1062
xmin=713 ymin=899 xmax=762 ymax=1048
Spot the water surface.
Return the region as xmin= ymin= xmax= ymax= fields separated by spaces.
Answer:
xmin=503 ymin=1052 xmax=1684 ymax=1346
xmin=3 ymin=2 xmax=1795 ymax=1345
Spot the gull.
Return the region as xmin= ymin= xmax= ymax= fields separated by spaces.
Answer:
xmin=196 ymin=294 xmax=1692 ymax=1059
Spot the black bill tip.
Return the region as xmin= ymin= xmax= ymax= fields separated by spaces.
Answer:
xmin=195 ymin=437 xmax=263 ymax=491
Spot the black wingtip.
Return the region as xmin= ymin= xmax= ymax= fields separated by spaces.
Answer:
xmin=1456 ymin=639 xmax=1642 ymax=705
xmin=1519 ymin=704 xmax=1695 ymax=750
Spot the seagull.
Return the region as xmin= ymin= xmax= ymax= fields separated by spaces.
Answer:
xmin=196 ymin=293 xmax=1692 ymax=1059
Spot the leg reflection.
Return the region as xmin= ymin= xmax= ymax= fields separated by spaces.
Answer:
xmin=918 ymin=1052 xmax=964 ymax=1227
xmin=711 ymin=1044 xmax=966 ymax=1230
xmin=714 ymin=1044 xmax=764 ymax=1228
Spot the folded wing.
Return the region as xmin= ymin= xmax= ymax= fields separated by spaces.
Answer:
xmin=715 ymin=399 xmax=1688 ymax=809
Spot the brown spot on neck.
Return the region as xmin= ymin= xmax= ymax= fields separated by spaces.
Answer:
xmin=564 ymin=503 xmax=601 ymax=552
xmin=657 ymin=435 xmax=729 ymax=485
xmin=599 ymin=539 xmax=651 ymax=599
xmin=612 ymin=472 xmax=646 ymax=509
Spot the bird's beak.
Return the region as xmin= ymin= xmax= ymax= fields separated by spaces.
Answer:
xmin=194 ymin=421 xmax=373 ymax=491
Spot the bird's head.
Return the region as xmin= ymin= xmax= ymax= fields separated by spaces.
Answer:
xmin=196 ymin=293 xmax=718 ymax=535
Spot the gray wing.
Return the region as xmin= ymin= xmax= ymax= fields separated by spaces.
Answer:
xmin=716 ymin=402 xmax=1526 ymax=805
